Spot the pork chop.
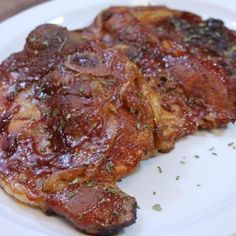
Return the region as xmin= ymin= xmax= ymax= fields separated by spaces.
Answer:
xmin=0 ymin=24 xmax=162 ymax=235
xmin=82 ymin=6 xmax=236 ymax=152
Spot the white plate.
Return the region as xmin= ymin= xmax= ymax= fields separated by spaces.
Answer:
xmin=0 ymin=0 xmax=236 ymax=235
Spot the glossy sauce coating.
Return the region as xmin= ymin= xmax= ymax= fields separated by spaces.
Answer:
xmin=0 ymin=24 xmax=162 ymax=234
xmin=83 ymin=6 xmax=236 ymax=152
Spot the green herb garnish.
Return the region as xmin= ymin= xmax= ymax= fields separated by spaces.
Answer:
xmin=105 ymin=162 xmax=114 ymax=173
xmin=71 ymin=178 xmax=80 ymax=184
xmin=79 ymin=213 xmax=83 ymax=219
xmin=228 ymin=142 xmax=234 ymax=146
xmin=152 ymin=203 xmax=162 ymax=212
xmin=86 ymin=181 xmax=94 ymax=188
xmin=106 ymin=187 xmax=116 ymax=194
xmin=136 ymin=122 xmax=141 ymax=130
xmin=157 ymin=166 xmax=162 ymax=174
xmin=58 ymin=37 xmax=67 ymax=52
xmin=135 ymin=202 xmax=140 ymax=209
xmin=42 ymin=40 xmax=49 ymax=48
xmin=29 ymin=36 xmax=37 ymax=42
xmin=99 ymin=198 xmax=106 ymax=204
xmin=112 ymin=210 xmax=120 ymax=217
xmin=52 ymin=108 xmax=60 ymax=117
xmin=66 ymin=113 xmax=71 ymax=120
xmin=67 ymin=191 xmax=76 ymax=199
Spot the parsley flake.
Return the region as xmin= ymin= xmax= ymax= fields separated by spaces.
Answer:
xmin=99 ymin=198 xmax=106 ymax=204
xmin=66 ymin=113 xmax=71 ymax=120
xmin=86 ymin=181 xmax=94 ymax=188
xmin=106 ymin=187 xmax=117 ymax=194
xmin=152 ymin=203 xmax=162 ymax=212
xmin=67 ymin=191 xmax=76 ymax=199
xmin=209 ymin=146 xmax=214 ymax=151
xmin=112 ymin=210 xmax=120 ymax=217
xmin=135 ymin=202 xmax=140 ymax=209
xmin=157 ymin=166 xmax=162 ymax=174
xmin=42 ymin=40 xmax=49 ymax=48
xmin=71 ymin=178 xmax=80 ymax=184
xmin=79 ymin=213 xmax=84 ymax=219
xmin=105 ymin=162 xmax=114 ymax=173
xmin=58 ymin=37 xmax=67 ymax=52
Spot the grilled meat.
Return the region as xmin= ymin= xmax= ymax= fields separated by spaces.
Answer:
xmin=1 ymin=5 xmax=236 ymax=235
xmin=145 ymin=6 xmax=236 ymax=76
xmin=0 ymin=24 xmax=162 ymax=235
xmin=82 ymin=6 xmax=236 ymax=152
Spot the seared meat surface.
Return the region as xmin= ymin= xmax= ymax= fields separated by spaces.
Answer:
xmin=83 ymin=6 xmax=236 ymax=152
xmin=0 ymin=24 xmax=162 ymax=234
xmin=1 ymin=5 xmax=236 ymax=236
xmin=147 ymin=7 xmax=236 ymax=76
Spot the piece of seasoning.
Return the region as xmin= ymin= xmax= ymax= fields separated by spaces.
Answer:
xmin=180 ymin=161 xmax=186 ymax=164
xmin=211 ymin=152 xmax=218 ymax=156
xmin=157 ymin=166 xmax=162 ymax=174
xmin=110 ymin=107 xmax=118 ymax=114
xmin=56 ymin=35 xmax=62 ymax=43
xmin=52 ymin=108 xmax=60 ymax=117
xmin=42 ymin=40 xmax=49 ymax=48
xmin=209 ymin=146 xmax=214 ymax=151
xmin=99 ymin=198 xmax=106 ymax=204
xmin=176 ymin=176 xmax=180 ymax=181
xmin=67 ymin=191 xmax=76 ymax=199
xmin=66 ymin=113 xmax=71 ymax=120
xmin=58 ymin=37 xmax=67 ymax=52
xmin=92 ymin=122 xmax=98 ymax=129
xmin=59 ymin=120 xmax=65 ymax=130
xmin=153 ymin=191 xmax=156 ymax=195
xmin=79 ymin=213 xmax=84 ymax=219
xmin=105 ymin=162 xmax=114 ymax=173
xmin=86 ymin=181 xmax=94 ymax=188
xmin=71 ymin=178 xmax=80 ymax=184
xmin=19 ymin=174 xmax=27 ymax=183
xmin=29 ymin=36 xmax=37 ymax=42
xmin=194 ymin=155 xmax=200 ymax=159
xmin=112 ymin=210 xmax=120 ymax=217
xmin=136 ymin=122 xmax=141 ymax=130
xmin=152 ymin=203 xmax=162 ymax=212
xmin=196 ymin=184 xmax=201 ymax=187
xmin=106 ymin=187 xmax=116 ymax=194
xmin=119 ymin=192 xmax=129 ymax=199
xmin=88 ymin=144 xmax=95 ymax=151
xmin=228 ymin=142 xmax=236 ymax=149
xmin=135 ymin=202 xmax=140 ymax=209
xmin=228 ymin=142 xmax=234 ymax=146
